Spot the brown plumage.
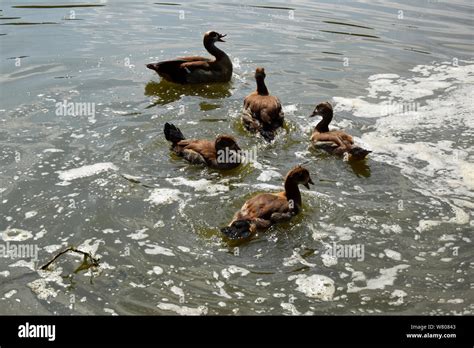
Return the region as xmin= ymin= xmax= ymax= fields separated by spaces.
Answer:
xmin=242 ymin=67 xmax=284 ymax=141
xmin=164 ymin=123 xmax=241 ymax=170
xmin=221 ymin=166 xmax=314 ymax=240
xmin=147 ymin=31 xmax=233 ymax=84
xmin=310 ymin=102 xmax=371 ymax=160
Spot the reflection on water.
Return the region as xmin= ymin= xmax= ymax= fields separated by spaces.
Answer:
xmin=348 ymin=159 xmax=371 ymax=178
xmin=144 ymin=79 xmax=233 ymax=106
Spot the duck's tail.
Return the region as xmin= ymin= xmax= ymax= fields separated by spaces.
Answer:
xmin=348 ymin=147 xmax=372 ymax=160
xmin=164 ymin=122 xmax=185 ymax=144
xmin=220 ymin=220 xmax=253 ymax=240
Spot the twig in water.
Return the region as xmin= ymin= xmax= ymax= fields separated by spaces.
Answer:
xmin=40 ymin=247 xmax=100 ymax=272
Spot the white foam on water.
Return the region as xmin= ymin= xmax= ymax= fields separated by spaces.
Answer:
xmin=252 ymin=183 xmax=282 ymax=191
xmin=144 ymin=244 xmax=175 ymax=257
xmin=1 ymin=228 xmax=33 ymax=242
xmin=288 ymin=274 xmax=335 ymax=301
xmin=283 ymin=250 xmax=316 ymax=268
xmin=43 ymin=244 xmax=62 ymax=253
xmin=281 ymin=302 xmax=302 ymax=315
xmin=146 ymin=188 xmax=186 ymax=205
xmin=24 ymin=211 xmax=37 ymax=219
xmin=27 ymin=268 xmax=66 ymax=301
xmin=319 ymin=222 xmax=354 ymax=241
xmin=3 ymin=289 xmax=17 ymax=299
xmin=170 ymin=286 xmax=184 ymax=298
xmin=34 ymin=229 xmax=47 ymax=240
xmin=102 ymin=228 xmax=119 ymax=234
xmin=147 ymin=266 xmax=163 ymax=275
xmin=213 ymin=281 xmax=232 ymax=299
xmin=166 ymin=177 xmax=228 ymax=195
xmin=27 ymin=279 xmax=59 ymax=300
xmin=321 ymin=252 xmax=338 ymax=267
xmin=0 ymin=271 xmax=10 ymax=277
xmin=76 ymin=238 xmax=102 ymax=257
xmin=157 ymin=303 xmax=208 ymax=315
xmin=283 ymin=104 xmax=298 ymax=114
xmin=104 ymin=308 xmax=118 ymax=316
xmin=57 ymin=162 xmax=118 ymax=182
xmin=177 ymin=246 xmax=190 ymax=253
xmin=43 ymin=148 xmax=64 ymax=153
xmin=334 ymin=61 xmax=474 ymax=230
xmin=127 ymin=228 xmax=148 ymax=240
xmin=257 ymin=169 xmax=282 ymax=182
xmin=347 ymin=264 xmax=410 ymax=293
xmin=389 ymin=289 xmax=408 ymax=306
xmin=384 ymin=249 xmax=402 ymax=261
xmin=221 ymin=265 xmax=250 ymax=279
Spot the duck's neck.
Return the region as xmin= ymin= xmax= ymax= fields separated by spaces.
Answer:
xmin=316 ymin=115 xmax=332 ymax=133
xmin=284 ymin=179 xmax=302 ymax=214
xmin=204 ymin=40 xmax=227 ymax=60
xmin=256 ymin=77 xmax=269 ymax=96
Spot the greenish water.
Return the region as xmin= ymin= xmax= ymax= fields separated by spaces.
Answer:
xmin=0 ymin=0 xmax=472 ymax=315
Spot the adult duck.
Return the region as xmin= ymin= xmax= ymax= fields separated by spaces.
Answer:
xmin=221 ymin=166 xmax=314 ymax=240
xmin=147 ymin=31 xmax=232 ymax=84
xmin=164 ymin=123 xmax=241 ymax=170
xmin=310 ymin=102 xmax=371 ymax=160
xmin=242 ymin=67 xmax=284 ymax=141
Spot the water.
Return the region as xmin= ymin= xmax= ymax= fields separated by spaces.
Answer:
xmin=0 ymin=0 xmax=472 ymax=315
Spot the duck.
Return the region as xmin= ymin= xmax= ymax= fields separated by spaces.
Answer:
xmin=164 ymin=123 xmax=241 ymax=170
xmin=220 ymin=166 xmax=314 ymax=240
xmin=242 ymin=67 xmax=284 ymax=141
xmin=310 ymin=102 xmax=371 ymax=160
xmin=147 ymin=31 xmax=233 ymax=84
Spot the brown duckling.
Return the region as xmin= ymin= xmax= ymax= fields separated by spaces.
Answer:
xmin=147 ymin=31 xmax=232 ymax=84
xmin=221 ymin=166 xmax=314 ymax=240
xmin=164 ymin=123 xmax=241 ymax=170
xmin=242 ymin=67 xmax=284 ymax=141
xmin=310 ymin=102 xmax=371 ymax=160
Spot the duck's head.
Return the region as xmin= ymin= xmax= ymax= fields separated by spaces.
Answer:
xmin=286 ymin=165 xmax=314 ymax=189
xmin=204 ymin=31 xmax=227 ymax=44
xmin=215 ymin=135 xmax=241 ymax=152
xmin=310 ymin=101 xmax=333 ymax=119
xmin=255 ymin=67 xmax=266 ymax=80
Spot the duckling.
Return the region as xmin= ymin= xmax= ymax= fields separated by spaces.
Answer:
xmin=221 ymin=166 xmax=314 ymax=240
xmin=164 ymin=123 xmax=241 ymax=170
xmin=147 ymin=31 xmax=232 ymax=84
xmin=310 ymin=102 xmax=371 ymax=160
xmin=242 ymin=67 xmax=284 ymax=141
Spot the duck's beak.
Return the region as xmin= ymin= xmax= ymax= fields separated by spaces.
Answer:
xmin=217 ymin=33 xmax=227 ymax=42
xmin=304 ymin=177 xmax=315 ymax=189
xmin=310 ymin=110 xmax=320 ymax=117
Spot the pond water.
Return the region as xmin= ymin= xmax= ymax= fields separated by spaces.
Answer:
xmin=0 ymin=0 xmax=472 ymax=315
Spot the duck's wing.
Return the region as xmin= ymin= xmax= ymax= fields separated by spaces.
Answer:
xmin=330 ymin=130 xmax=354 ymax=145
xmin=147 ymin=57 xmax=212 ymax=83
xmin=178 ymin=56 xmax=210 ymax=62
xmin=242 ymin=107 xmax=261 ymax=132
xmin=311 ymin=131 xmax=351 ymax=150
xmin=235 ymin=193 xmax=290 ymax=221
xmin=245 ymin=95 xmax=283 ymax=125
xmin=178 ymin=139 xmax=216 ymax=162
